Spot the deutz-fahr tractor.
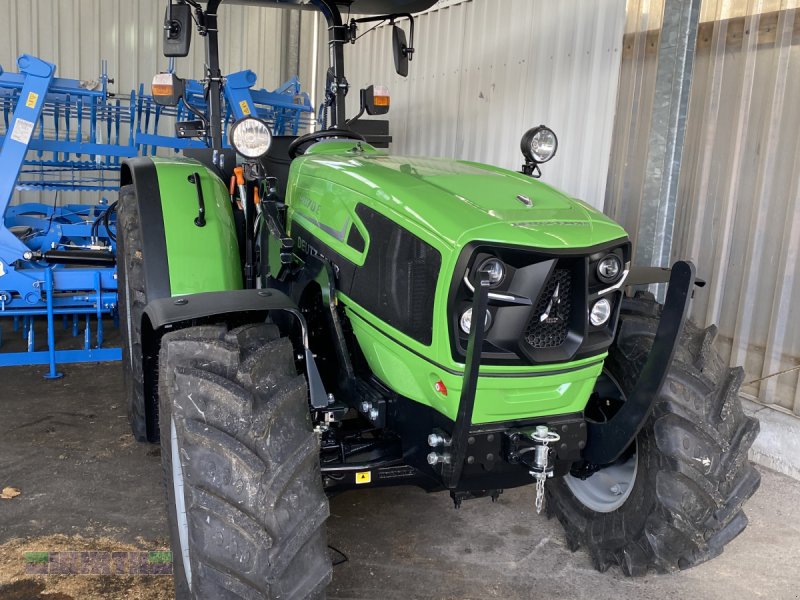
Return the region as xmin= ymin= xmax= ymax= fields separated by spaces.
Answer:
xmin=117 ymin=0 xmax=761 ymax=597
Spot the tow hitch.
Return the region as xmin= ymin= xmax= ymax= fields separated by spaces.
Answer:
xmin=507 ymin=425 xmax=561 ymax=514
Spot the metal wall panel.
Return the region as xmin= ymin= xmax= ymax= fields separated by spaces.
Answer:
xmin=0 ymin=0 xmax=292 ymax=204
xmin=333 ymin=0 xmax=627 ymax=209
xmin=606 ymin=0 xmax=800 ymax=413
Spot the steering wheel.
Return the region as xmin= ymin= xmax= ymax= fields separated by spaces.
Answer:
xmin=288 ymin=128 xmax=366 ymax=159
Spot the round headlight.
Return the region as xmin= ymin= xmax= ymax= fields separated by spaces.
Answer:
xmin=477 ymin=258 xmax=506 ymax=288
xmin=597 ymin=255 xmax=622 ymax=283
xmin=229 ymin=117 xmax=272 ymax=159
xmin=520 ymin=125 xmax=558 ymax=164
xmin=459 ymin=308 xmax=492 ymax=334
xmin=590 ymin=298 xmax=612 ymax=327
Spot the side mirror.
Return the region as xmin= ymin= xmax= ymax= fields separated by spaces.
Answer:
xmin=163 ymin=2 xmax=192 ymax=58
xmin=151 ymin=72 xmax=185 ymax=107
xmin=392 ymin=25 xmax=409 ymax=77
xmin=362 ymin=85 xmax=390 ymax=116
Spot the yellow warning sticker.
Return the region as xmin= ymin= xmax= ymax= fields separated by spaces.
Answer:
xmin=239 ymin=100 xmax=251 ymax=116
xmin=355 ymin=471 xmax=371 ymax=485
xmin=25 ymin=92 xmax=39 ymax=109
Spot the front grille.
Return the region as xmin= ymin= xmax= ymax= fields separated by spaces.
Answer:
xmin=525 ymin=268 xmax=572 ymax=348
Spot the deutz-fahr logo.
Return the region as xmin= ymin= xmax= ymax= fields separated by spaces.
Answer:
xmin=539 ymin=283 xmax=562 ymax=323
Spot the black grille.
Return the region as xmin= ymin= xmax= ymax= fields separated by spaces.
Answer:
xmin=525 ymin=269 xmax=572 ymax=349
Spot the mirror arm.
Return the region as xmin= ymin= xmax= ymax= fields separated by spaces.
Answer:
xmin=350 ymin=12 xmax=415 ymax=56
xmin=165 ymin=0 xmax=173 ymax=35
xmin=181 ymin=0 xmax=205 ymax=35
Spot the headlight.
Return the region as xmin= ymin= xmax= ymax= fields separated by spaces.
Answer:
xmin=229 ymin=117 xmax=272 ymax=159
xmin=597 ymin=255 xmax=622 ymax=283
xmin=521 ymin=125 xmax=558 ymax=163
xmin=589 ymin=298 xmax=612 ymax=327
xmin=459 ymin=307 xmax=492 ymax=334
xmin=477 ymin=258 xmax=505 ymax=288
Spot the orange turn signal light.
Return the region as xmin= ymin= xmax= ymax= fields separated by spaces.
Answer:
xmin=152 ymin=84 xmax=174 ymax=96
xmin=151 ymin=73 xmax=174 ymax=97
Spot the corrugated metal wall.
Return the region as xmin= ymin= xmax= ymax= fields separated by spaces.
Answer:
xmin=606 ymin=0 xmax=800 ymax=414
xmin=338 ymin=0 xmax=627 ymax=209
xmin=3 ymin=0 xmax=626 ymax=210
xmin=0 ymin=0 xmax=295 ymax=204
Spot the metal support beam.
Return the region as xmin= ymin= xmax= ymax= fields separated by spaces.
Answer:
xmin=280 ymin=9 xmax=302 ymax=85
xmin=634 ymin=0 xmax=700 ymax=297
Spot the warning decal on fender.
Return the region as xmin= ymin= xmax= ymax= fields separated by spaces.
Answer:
xmin=355 ymin=471 xmax=371 ymax=484
xmin=10 ymin=118 xmax=34 ymax=145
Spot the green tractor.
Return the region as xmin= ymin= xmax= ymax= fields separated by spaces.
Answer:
xmin=118 ymin=0 xmax=760 ymax=597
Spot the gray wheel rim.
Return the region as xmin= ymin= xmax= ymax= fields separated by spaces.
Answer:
xmin=122 ymin=279 xmax=135 ymax=372
xmin=171 ymin=418 xmax=192 ymax=589
xmin=564 ymin=442 xmax=638 ymax=513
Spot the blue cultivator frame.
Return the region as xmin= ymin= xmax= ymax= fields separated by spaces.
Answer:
xmin=0 ymin=55 xmax=120 ymax=377
xmin=0 ymin=54 xmax=314 ymax=376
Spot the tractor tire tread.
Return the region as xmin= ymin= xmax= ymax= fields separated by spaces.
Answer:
xmin=548 ymin=295 xmax=760 ymax=576
xmin=158 ymin=323 xmax=331 ymax=599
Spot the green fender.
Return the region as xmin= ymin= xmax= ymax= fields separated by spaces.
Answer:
xmin=121 ymin=157 xmax=242 ymax=299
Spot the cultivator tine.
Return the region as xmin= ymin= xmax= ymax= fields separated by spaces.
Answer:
xmin=84 ymin=316 xmax=90 ymax=351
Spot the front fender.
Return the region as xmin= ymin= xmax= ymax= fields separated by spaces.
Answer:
xmin=143 ymin=288 xmax=330 ymax=409
xmin=144 ymin=288 xmax=296 ymax=329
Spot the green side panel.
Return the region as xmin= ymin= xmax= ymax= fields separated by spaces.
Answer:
xmin=344 ymin=301 xmax=604 ymax=423
xmin=152 ymin=158 xmax=242 ymax=295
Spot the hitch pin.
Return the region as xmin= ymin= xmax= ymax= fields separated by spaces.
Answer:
xmin=529 ymin=425 xmax=560 ymax=514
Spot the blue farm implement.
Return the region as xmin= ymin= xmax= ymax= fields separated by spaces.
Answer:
xmin=0 ymin=54 xmax=314 ymax=375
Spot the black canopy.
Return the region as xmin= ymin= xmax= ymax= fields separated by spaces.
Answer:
xmin=223 ymin=0 xmax=439 ymax=16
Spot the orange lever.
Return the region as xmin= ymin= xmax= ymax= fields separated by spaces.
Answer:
xmin=234 ymin=166 xmax=245 ymax=186
xmin=229 ymin=175 xmax=236 ymax=195
xmin=254 ymin=186 xmax=260 ymax=205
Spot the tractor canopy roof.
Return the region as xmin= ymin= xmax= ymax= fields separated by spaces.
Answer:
xmin=222 ymin=0 xmax=439 ymax=15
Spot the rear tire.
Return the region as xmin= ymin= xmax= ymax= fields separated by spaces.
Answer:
xmin=158 ymin=323 xmax=332 ymax=599
xmin=548 ymin=291 xmax=761 ymax=575
xmin=117 ymin=184 xmax=150 ymax=441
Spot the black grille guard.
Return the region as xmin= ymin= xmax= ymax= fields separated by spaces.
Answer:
xmin=583 ymin=260 xmax=696 ymax=465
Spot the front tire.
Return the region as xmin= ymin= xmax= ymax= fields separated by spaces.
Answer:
xmin=548 ymin=292 xmax=761 ymax=575
xmin=158 ymin=323 xmax=332 ymax=598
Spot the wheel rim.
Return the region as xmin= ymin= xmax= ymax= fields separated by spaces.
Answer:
xmin=565 ymin=369 xmax=638 ymax=513
xmin=564 ymin=444 xmax=638 ymax=513
xmin=171 ymin=418 xmax=192 ymax=589
xmin=122 ymin=275 xmax=135 ymax=372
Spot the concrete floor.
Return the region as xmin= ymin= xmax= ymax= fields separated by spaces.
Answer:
xmin=2 ymin=362 xmax=800 ymax=599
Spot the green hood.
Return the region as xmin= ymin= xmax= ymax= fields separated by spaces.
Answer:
xmin=296 ymin=142 xmax=627 ymax=251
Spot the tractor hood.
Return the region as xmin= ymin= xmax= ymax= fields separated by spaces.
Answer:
xmin=294 ymin=142 xmax=628 ymax=251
